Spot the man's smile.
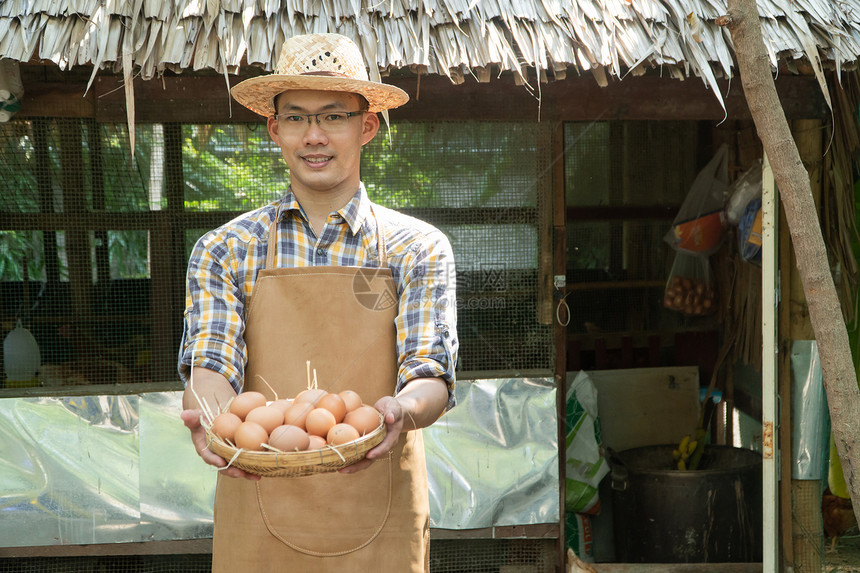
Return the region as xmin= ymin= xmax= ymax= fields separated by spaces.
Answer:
xmin=301 ymin=154 xmax=333 ymax=167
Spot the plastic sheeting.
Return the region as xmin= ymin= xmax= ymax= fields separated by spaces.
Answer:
xmin=424 ymin=377 xmax=559 ymax=529
xmin=0 ymin=377 xmax=558 ymax=548
xmin=790 ymin=340 xmax=828 ymax=480
xmin=0 ymin=393 xmax=213 ymax=547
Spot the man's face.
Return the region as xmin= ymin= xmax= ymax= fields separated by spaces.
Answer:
xmin=266 ymin=90 xmax=379 ymax=197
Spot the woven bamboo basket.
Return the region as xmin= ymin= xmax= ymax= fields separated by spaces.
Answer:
xmin=205 ymin=411 xmax=385 ymax=478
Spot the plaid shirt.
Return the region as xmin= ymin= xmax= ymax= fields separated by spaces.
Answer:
xmin=178 ymin=184 xmax=457 ymax=407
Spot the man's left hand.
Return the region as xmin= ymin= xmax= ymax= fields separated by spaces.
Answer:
xmin=339 ymin=377 xmax=448 ymax=474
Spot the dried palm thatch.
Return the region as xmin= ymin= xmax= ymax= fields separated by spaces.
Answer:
xmin=2 ymin=0 xmax=857 ymax=149
xmin=0 ymin=0 xmax=858 ymax=106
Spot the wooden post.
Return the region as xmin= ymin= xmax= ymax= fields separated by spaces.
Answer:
xmin=58 ymin=119 xmax=91 ymax=319
xmin=788 ymin=118 xmax=825 ymax=572
xmin=31 ymin=120 xmax=60 ymax=284
xmin=149 ymin=122 xmax=185 ymax=383
xmin=552 ymin=121 xmax=568 ymax=573
xmin=778 ymin=200 xmax=794 ymax=571
xmin=537 ymin=122 xmax=555 ymax=325
xmin=87 ymin=119 xmax=110 ymax=285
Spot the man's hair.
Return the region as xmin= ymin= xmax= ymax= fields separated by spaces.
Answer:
xmin=273 ymin=93 xmax=370 ymax=114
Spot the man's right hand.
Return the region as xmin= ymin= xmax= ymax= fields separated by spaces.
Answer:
xmin=181 ymin=408 xmax=261 ymax=481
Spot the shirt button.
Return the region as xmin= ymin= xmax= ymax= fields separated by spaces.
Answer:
xmin=316 ymin=248 xmax=326 ymax=256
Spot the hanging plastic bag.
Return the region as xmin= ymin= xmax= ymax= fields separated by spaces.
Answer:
xmin=565 ymin=371 xmax=610 ymax=515
xmin=725 ymin=159 xmax=763 ymax=226
xmin=663 ymin=251 xmax=717 ymax=317
xmin=664 ymin=144 xmax=730 ymax=256
xmin=724 ymin=160 xmax=764 ymax=265
xmin=738 ymin=198 xmax=763 ymax=265
xmin=0 ymin=59 xmax=23 ymax=123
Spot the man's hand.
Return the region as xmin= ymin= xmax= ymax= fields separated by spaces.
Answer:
xmin=340 ymin=377 xmax=449 ymax=474
xmin=181 ymin=408 xmax=261 ymax=481
xmin=181 ymin=367 xmax=259 ymax=481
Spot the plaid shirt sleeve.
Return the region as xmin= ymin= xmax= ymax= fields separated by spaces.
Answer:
xmin=178 ymin=230 xmax=248 ymax=393
xmin=394 ymin=229 xmax=459 ymax=410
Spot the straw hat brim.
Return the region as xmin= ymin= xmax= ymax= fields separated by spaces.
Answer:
xmin=231 ymin=74 xmax=409 ymax=116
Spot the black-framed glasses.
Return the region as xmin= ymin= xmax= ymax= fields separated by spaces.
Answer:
xmin=272 ymin=111 xmax=364 ymax=133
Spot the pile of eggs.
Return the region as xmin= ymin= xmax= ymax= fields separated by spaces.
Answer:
xmin=663 ymin=275 xmax=716 ymax=317
xmin=209 ymin=388 xmax=381 ymax=453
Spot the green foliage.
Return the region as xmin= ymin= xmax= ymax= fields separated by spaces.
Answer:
xmin=181 ymin=124 xmax=286 ymax=210
xmin=0 ymin=119 xmax=541 ymax=281
xmin=847 ymin=178 xmax=860 ymax=376
xmin=363 ymin=122 xmax=538 ymax=209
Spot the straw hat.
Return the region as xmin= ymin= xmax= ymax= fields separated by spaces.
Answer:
xmin=231 ymin=33 xmax=409 ymax=116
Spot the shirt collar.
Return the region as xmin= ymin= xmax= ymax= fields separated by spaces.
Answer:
xmin=278 ymin=184 xmax=371 ymax=236
xmin=339 ymin=184 xmax=372 ymax=235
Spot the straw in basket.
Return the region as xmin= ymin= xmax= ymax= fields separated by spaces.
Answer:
xmin=193 ymin=362 xmax=386 ymax=478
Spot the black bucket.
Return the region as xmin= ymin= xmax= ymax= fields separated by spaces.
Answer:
xmin=610 ymin=445 xmax=762 ymax=563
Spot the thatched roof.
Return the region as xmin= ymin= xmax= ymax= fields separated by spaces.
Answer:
xmin=1 ymin=0 xmax=858 ymax=109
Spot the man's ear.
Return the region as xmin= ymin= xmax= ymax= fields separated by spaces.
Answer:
xmin=360 ymin=112 xmax=381 ymax=146
xmin=266 ymin=116 xmax=280 ymax=143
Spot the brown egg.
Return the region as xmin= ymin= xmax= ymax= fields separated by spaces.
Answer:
xmin=317 ymin=393 xmax=346 ymax=423
xmin=344 ymin=406 xmax=381 ymax=436
xmin=268 ymin=425 xmax=310 ymax=452
xmin=338 ymin=390 xmax=362 ymax=412
xmin=234 ymin=421 xmax=268 ymax=451
xmin=245 ymin=405 xmax=286 ymax=434
xmin=327 ymin=423 xmax=361 ymax=445
xmin=210 ymin=412 xmax=242 ymax=442
xmin=307 ymin=435 xmax=327 ymax=450
xmin=305 ymin=408 xmax=337 ymax=437
xmin=284 ymin=402 xmax=313 ymax=430
xmin=295 ymin=388 xmax=327 ymax=406
xmin=268 ymin=399 xmax=293 ymax=414
xmin=229 ymin=391 xmax=267 ymax=420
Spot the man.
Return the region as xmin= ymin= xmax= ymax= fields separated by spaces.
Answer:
xmin=179 ymin=33 xmax=458 ymax=572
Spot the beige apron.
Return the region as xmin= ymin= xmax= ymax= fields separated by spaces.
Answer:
xmin=212 ymin=208 xmax=430 ymax=573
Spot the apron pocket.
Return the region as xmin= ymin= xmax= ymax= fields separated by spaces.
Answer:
xmin=255 ymin=455 xmax=393 ymax=556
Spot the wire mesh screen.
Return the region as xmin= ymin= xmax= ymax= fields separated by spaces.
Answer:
xmin=0 ymin=538 xmax=554 ymax=573
xmin=429 ymin=539 xmax=556 ymax=572
xmin=0 ymin=555 xmax=211 ymax=573
xmin=0 ymin=118 xmax=551 ymax=389
xmin=564 ymin=120 xmax=700 ymax=336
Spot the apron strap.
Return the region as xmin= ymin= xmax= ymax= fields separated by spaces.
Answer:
xmin=265 ymin=203 xmax=283 ymax=270
xmin=264 ymin=200 xmax=388 ymax=270
xmin=255 ymin=454 xmax=394 ymax=556
xmin=371 ymin=205 xmax=388 ymax=268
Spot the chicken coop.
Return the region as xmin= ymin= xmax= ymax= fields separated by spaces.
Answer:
xmin=2 ymin=1 xmax=860 ymax=573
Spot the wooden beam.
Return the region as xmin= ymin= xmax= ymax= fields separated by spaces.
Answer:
xmin=16 ymin=70 xmax=829 ymax=122
xmin=0 ymin=207 xmax=537 ymax=231
xmin=0 ymin=524 xmax=559 ymax=558
xmin=18 ymin=81 xmax=96 ymax=118
xmin=430 ymin=523 xmax=559 ymax=540
xmin=390 ymin=74 xmax=828 ymax=122
xmin=0 ymin=539 xmax=213 ymax=558
xmin=567 ymin=206 xmax=677 ymax=221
